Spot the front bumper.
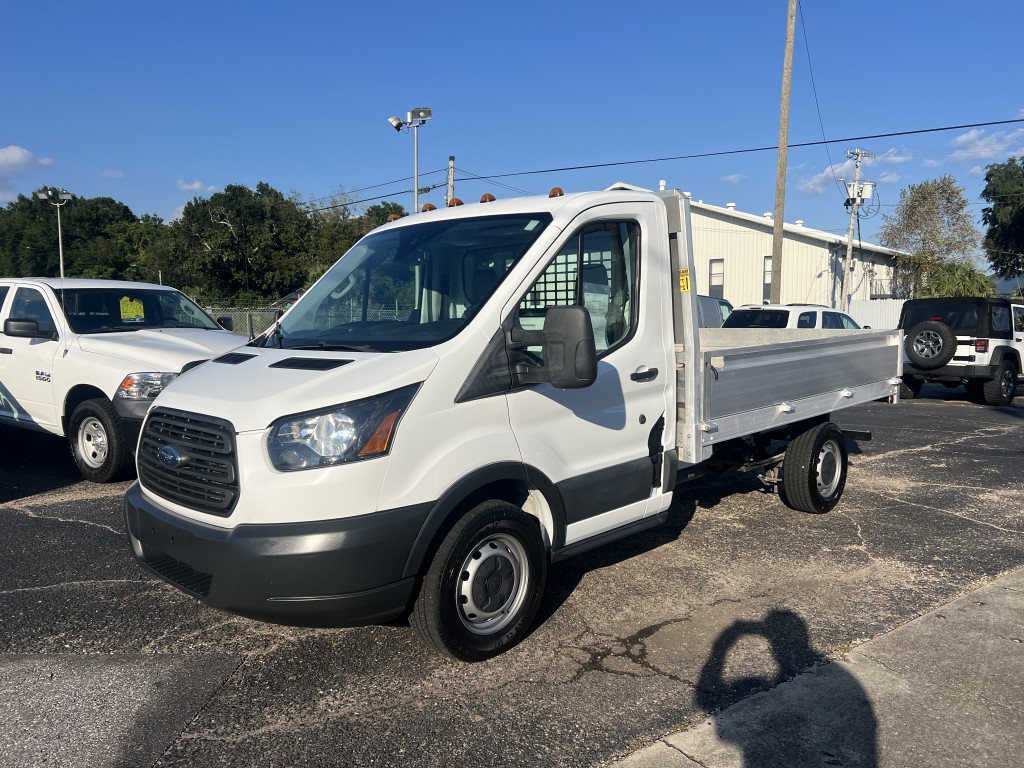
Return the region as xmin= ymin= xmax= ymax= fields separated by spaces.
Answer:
xmin=124 ymin=481 xmax=431 ymax=626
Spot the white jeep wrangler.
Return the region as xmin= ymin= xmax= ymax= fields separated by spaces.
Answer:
xmin=899 ymin=297 xmax=1024 ymax=406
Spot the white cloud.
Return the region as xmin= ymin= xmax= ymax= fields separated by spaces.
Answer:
xmin=0 ymin=145 xmax=54 ymax=201
xmin=100 ymin=169 xmax=125 ymax=179
xmin=177 ymin=179 xmax=217 ymax=193
xmin=169 ymin=204 xmax=186 ymax=221
xmin=969 ymin=165 xmax=984 ymax=176
xmin=922 ymin=159 xmax=942 ymax=167
xmin=949 ymin=127 xmax=1024 ymax=162
xmin=720 ymin=173 xmax=745 ymax=184
xmin=798 ymin=159 xmax=854 ymax=195
xmin=878 ymin=172 xmax=900 ymax=184
xmin=871 ymin=149 xmax=912 ymax=166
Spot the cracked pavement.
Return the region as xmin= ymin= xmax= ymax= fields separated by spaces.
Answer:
xmin=1 ymin=384 xmax=1023 ymax=767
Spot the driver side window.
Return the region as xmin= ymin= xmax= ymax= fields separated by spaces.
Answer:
xmin=11 ymin=287 xmax=55 ymax=335
xmin=516 ymin=221 xmax=639 ymax=364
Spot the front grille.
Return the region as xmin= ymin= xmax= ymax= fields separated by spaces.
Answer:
xmin=138 ymin=408 xmax=240 ymax=516
xmin=145 ymin=553 xmax=212 ymax=597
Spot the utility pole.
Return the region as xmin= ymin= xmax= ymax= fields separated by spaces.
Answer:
xmin=841 ymin=148 xmax=874 ymax=312
xmin=447 ymin=156 xmax=455 ymax=205
xmin=769 ymin=0 xmax=797 ymax=304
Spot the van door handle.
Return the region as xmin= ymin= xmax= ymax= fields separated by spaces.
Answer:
xmin=630 ymin=367 xmax=659 ymax=382
xmin=0 ymin=347 xmax=12 ymax=355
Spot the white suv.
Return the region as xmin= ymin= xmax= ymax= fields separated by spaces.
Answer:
xmin=722 ymin=304 xmax=861 ymax=330
xmin=899 ymin=297 xmax=1024 ymax=406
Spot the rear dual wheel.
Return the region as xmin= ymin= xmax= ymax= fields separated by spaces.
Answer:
xmin=781 ymin=422 xmax=848 ymax=514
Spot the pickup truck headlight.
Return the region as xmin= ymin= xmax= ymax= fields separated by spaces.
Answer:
xmin=267 ymin=384 xmax=419 ymax=471
xmin=116 ymin=372 xmax=177 ymax=400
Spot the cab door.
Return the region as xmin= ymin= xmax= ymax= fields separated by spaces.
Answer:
xmin=504 ymin=203 xmax=672 ymax=547
xmin=0 ymin=286 xmax=60 ymax=429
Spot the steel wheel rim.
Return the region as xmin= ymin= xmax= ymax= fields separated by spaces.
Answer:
xmin=77 ymin=417 xmax=108 ymax=469
xmin=457 ymin=533 xmax=528 ymax=635
xmin=815 ymin=440 xmax=841 ymax=498
xmin=913 ymin=331 xmax=942 ymax=359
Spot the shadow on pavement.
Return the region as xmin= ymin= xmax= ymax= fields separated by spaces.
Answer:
xmin=695 ymin=609 xmax=878 ymax=767
xmin=0 ymin=424 xmax=85 ymax=502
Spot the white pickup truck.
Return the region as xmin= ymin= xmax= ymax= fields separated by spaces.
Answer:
xmin=124 ymin=189 xmax=903 ymax=661
xmin=0 ymin=279 xmax=243 ymax=481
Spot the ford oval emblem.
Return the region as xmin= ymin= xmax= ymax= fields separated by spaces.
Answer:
xmin=157 ymin=445 xmax=184 ymax=468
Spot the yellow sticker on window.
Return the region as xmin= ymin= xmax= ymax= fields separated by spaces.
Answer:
xmin=678 ymin=269 xmax=691 ymax=293
xmin=120 ymin=296 xmax=145 ymax=320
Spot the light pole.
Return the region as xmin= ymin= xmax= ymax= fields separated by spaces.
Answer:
xmin=36 ymin=188 xmax=73 ymax=278
xmin=386 ymin=108 xmax=433 ymax=213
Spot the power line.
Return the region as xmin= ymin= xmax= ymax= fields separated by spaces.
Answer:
xmin=308 ymin=117 xmax=1024 ymax=213
xmin=461 ymin=118 xmax=1024 ymax=182
xmin=797 ymin=1 xmax=845 ymax=197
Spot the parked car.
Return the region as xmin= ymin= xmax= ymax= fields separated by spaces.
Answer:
xmin=696 ymin=295 xmax=733 ymax=327
xmin=0 ymin=278 xmax=243 ymax=481
xmin=722 ymin=304 xmax=862 ymax=330
xmin=898 ymin=296 xmax=1024 ymax=406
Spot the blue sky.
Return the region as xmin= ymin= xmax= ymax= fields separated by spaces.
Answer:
xmin=4 ymin=1 xmax=1023 ymax=245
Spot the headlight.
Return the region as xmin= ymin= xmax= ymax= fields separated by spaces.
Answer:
xmin=116 ymin=372 xmax=177 ymax=400
xmin=267 ymin=384 xmax=419 ymax=471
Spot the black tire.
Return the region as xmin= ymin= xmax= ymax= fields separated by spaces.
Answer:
xmin=411 ymin=501 xmax=547 ymax=662
xmin=899 ymin=377 xmax=923 ymax=400
xmin=905 ymin=320 xmax=957 ymax=369
xmin=69 ymin=398 xmax=129 ymax=483
xmin=982 ymin=360 xmax=1017 ymax=406
xmin=781 ymin=422 xmax=848 ymax=514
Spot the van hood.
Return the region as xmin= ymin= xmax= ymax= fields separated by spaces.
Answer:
xmin=151 ymin=347 xmax=440 ymax=432
xmin=76 ymin=329 xmax=244 ymax=372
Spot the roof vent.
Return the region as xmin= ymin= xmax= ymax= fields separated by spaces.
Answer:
xmin=726 ymin=202 xmax=736 ymax=211
xmin=795 ymin=219 xmax=804 ymax=227
xmin=764 ymin=212 xmax=773 ymax=219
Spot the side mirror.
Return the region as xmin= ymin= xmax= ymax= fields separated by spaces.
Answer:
xmin=511 ymin=306 xmax=597 ymax=389
xmin=4 ymin=318 xmax=56 ymax=340
xmin=217 ymin=316 xmax=234 ymax=331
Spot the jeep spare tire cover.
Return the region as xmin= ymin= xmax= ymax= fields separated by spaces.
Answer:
xmin=905 ymin=320 xmax=957 ymax=369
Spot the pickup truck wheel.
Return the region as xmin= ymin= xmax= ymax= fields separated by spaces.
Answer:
xmin=905 ymin=321 xmax=957 ymax=369
xmin=412 ymin=501 xmax=546 ymax=662
xmin=982 ymin=360 xmax=1017 ymax=406
xmin=69 ymin=398 xmax=128 ymax=483
xmin=781 ymin=422 xmax=848 ymax=514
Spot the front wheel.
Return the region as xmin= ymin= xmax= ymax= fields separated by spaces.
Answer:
xmin=69 ymin=398 xmax=129 ymax=483
xmin=781 ymin=422 xmax=848 ymax=514
xmin=412 ymin=501 xmax=547 ymax=662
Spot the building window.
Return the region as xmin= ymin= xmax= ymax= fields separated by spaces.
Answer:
xmin=709 ymin=259 xmax=724 ymax=299
xmin=763 ymin=256 xmax=772 ymax=303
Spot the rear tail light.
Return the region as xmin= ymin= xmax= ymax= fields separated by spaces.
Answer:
xmin=975 ymin=339 xmax=989 ymax=353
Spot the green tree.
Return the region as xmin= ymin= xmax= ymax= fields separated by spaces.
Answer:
xmin=981 ymin=157 xmax=1024 ymax=280
xmin=168 ymin=182 xmax=312 ymax=303
xmin=918 ymin=260 xmax=995 ymax=297
xmin=877 ymin=175 xmax=980 ymax=298
xmin=0 ymin=190 xmax=136 ymax=278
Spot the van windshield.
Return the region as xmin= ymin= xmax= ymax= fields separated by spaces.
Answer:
xmin=268 ymin=213 xmax=551 ymax=352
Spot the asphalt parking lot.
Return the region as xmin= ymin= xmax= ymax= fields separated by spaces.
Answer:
xmin=2 ymin=383 xmax=1023 ymax=768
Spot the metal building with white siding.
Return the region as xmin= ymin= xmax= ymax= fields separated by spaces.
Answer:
xmin=688 ymin=199 xmax=901 ymax=309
